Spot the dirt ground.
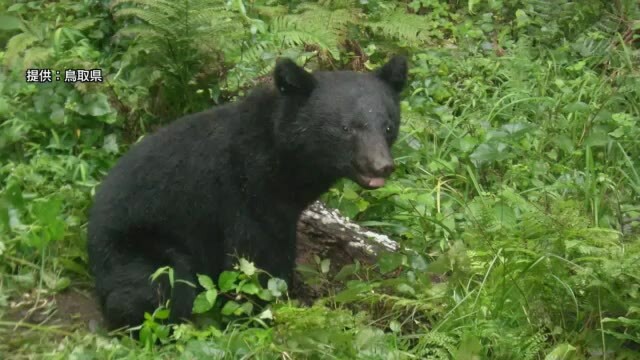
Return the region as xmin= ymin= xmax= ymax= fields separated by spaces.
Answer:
xmin=2 ymin=287 xmax=103 ymax=356
xmin=5 ymin=288 xmax=101 ymax=329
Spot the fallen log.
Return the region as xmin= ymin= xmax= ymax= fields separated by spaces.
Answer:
xmin=293 ymin=201 xmax=399 ymax=301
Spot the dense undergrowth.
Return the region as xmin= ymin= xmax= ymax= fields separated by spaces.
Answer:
xmin=1 ymin=0 xmax=639 ymax=358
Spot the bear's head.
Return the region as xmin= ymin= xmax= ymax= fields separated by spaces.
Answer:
xmin=273 ymin=56 xmax=408 ymax=190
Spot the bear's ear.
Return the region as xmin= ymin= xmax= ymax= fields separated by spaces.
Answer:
xmin=375 ymin=55 xmax=408 ymax=94
xmin=274 ymin=58 xmax=317 ymax=97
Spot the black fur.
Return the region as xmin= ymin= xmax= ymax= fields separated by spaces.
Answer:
xmin=87 ymin=56 xmax=408 ymax=329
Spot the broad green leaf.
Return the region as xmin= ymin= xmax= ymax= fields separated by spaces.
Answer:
xmin=5 ymin=183 xmax=24 ymax=209
xmin=611 ymin=112 xmax=635 ymax=126
xmin=77 ymin=93 xmax=112 ymax=117
xmin=337 ymin=200 xmax=360 ymax=219
xmin=334 ymin=264 xmax=357 ymax=281
xmin=221 ymin=301 xmax=241 ymax=316
xmin=47 ymin=219 xmax=65 ymax=242
xmin=562 ymin=101 xmax=589 ymax=113
xmin=356 ymin=199 xmax=370 ymax=212
xmin=0 ymin=16 xmax=21 ymax=30
xmin=240 ymin=283 xmax=259 ymax=295
xmin=257 ymin=289 xmax=273 ymax=301
xmin=501 ymin=122 xmax=530 ymax=136
xmin=50 ymin=108 xmax=65 ymax=124
xmin=192 ymin=292 xmax=212 ymax=314
xmin=396 ymin=283 xmax=416 ymax=295
xmin=410 ymin=254 xmax=428 ymax=271
xmin=493 ymin=202 xmax=516 ymax=226
xmin=205 ymin=289 xmax=218 ymax=304
xmin=32 ymin=197 xmax=62 ymax=224
xmin=552 ymin=135 xmax=574 ymax=153
xmin=258 ymin=309 xmax=273 ymax=320
xmin=154 ymin=308 xmax=170 ymax=320
xmin=197 ymin=274 xmax=216 ymax=291
xmin=218 ymin=271 xmax=238 ymax=292
xmin=584 ymin=129 xmax=610 ymax=147
xmin=378 ymin=252 xmax=405 ymax=274
xmin=53 ymin=276 xmax=71 ymax=291
xmin=334 ymin=281 xmax=371 ymax=303
xmin=456 ymin=135 xmax=478 ymax=153
xmin=240 ymin=302 xmax=253 ymax=315
xmin=515 ymin=9 xmax=530 ymax=27
xmin=342 ymin=187 xmax=359 ymax=200
xmin=469 ymin=143 xmax=509 ymax=166
xmin=103 ymin=134 xmax=119 ymax=154
xmin=239 ymin=258 xmax=256 ymax=276
xmin=139 ymin=326 xmax=152 ymax=345
xmin=609 ymin=127 xmax=626 ymax=138
xmin=320 ymin=258 xmax=331 ymax=274
xmin=544 ymin=343 xmax=576 ymax=360
xmin=452 ymin=334 xmax=483 ymax=359
xmin=389 ymin=320 xmax=401 ymax=333
xmin=267 ymin=278 xmax=288 ymax=298
xmin=567 ymin=60 xmax=586 ymax=72
xmin=355 ymin=327 xmax=384 ymax=349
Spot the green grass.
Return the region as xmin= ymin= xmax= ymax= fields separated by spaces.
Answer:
xmin=1 ymin=0 xmax=639 ymax=358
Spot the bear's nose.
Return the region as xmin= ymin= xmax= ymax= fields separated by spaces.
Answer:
xmin=380 ymin=162 xmax=396 ymax=177
xmin=371 ymin=159 xmax=395 ymax=177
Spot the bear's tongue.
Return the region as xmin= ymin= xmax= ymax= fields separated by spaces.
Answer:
xmin=367 ymin=177 xmax=386 ymax=188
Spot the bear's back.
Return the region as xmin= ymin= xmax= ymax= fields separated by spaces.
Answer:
xmin=88 ymin=86 xmax=279 ymax=244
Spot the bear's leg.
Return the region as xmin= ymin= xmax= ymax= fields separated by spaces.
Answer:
xmin=100 ymin=252 xmax=197 ymax=330
xmin=101 ymin=259 xmax=165 ymax=330
xmin=165 ymin=250 xmax=198 ymax=324
xmin=224 ymin=216 xmax=297 ymax=286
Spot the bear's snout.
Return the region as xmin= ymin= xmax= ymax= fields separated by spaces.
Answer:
xmin=369 ymin=154 xmax=395 ymax=178
xmin=352 ymin=139 xmax=396 ymax=189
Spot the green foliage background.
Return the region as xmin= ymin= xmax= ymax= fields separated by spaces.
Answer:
xmin=1 ymin=0 xmax=639 ymax=358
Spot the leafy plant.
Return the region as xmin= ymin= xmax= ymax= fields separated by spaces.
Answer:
xmin=2 ymin=0 xmax=640 ymax=358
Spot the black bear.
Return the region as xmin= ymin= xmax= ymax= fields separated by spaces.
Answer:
xmin=87 ymin=56 xmax=408 ymax=329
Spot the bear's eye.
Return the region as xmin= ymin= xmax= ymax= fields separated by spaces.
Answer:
xmin=342 ymin=126 xmax=350 ymax=132
xmin=385 ymin=126 xmax=392 ymax=133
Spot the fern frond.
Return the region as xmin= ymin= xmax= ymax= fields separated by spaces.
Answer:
xmin=412 ymin=331 xmax=457 ymax=358
xmin=522 ymin=332 xmax=547 ymax=360
xmin=23 ymin=47 xmax=53 ymax=68
xmin=110 ymin=0 xmax=210 ymax=13
xmin=571 ymin=12 xmax=629 ymax=64
xmin=366 ymin=293 xmax=442 ymax=315
xmin=318 ymin=0 xmax=356 ymax=9
xmin=274 ymin=4 xmax=359 ymax=60
xmin=5 ymin=32 xmax=39 ymax=67
xmin=240 ymin=41 xmax=275 ymax=64
xmin=191 ymin=9 xmax=241 ymax=38
xmin=251 ymin=5 xmax=289 ymax=18
xmin=113 ymin=0 xmax=240 ymax=47
xmin=366 ymin=10 xmax=433 ymax=46
xmin=70 ymin=18 xmax=100 ymax=31
xmin=113 ymin=8 xmax=175 ymax=35
xmin=273 ymin=25 xmax=340 ymax=58
xmin=113 ymin=24 xmax=159 ymax=39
